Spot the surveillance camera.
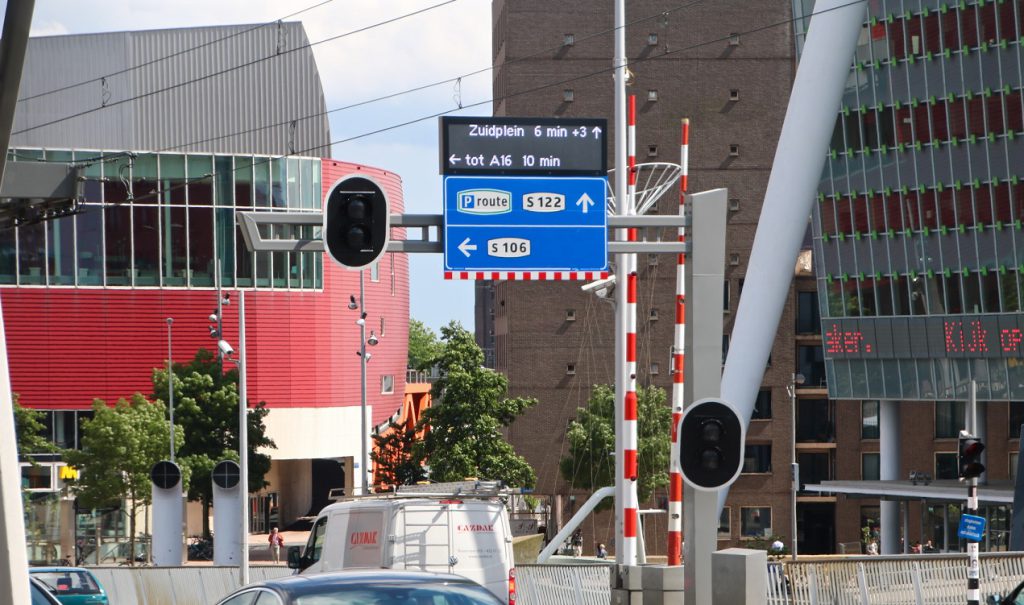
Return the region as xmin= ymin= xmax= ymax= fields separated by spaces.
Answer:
xmin=581 ymin=275 xmax=617 ymax=298
xmin=208 ymin=313 xmax=218 ymax=323
xmin=218 ymin=339 xmax=234 ymax=357
xmin=367 ymin=332 xmax=379 ymax=346
xmin=348 ymin=295 xmax=358 ymax=310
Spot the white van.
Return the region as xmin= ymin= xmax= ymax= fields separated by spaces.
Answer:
xmin=287 ymin=483 xmax=517 ymax=604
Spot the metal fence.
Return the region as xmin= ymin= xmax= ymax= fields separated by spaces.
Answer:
xmin=516 ymin=564 xmax=612 ymax=605
xmin=88 ymin=565 xmax=293 ymax=605
xmin=767 ymin=552 xmax=1024 ymax=605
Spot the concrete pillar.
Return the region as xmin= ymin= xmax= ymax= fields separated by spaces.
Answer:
xmin=712 ymin=548 xmax=767 ymax=605
xmin=880 ymin=400 xmax=901 ymax=554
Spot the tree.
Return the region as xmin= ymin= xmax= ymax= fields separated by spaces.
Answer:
xmin=408 ymin=318 xmax=442 ymax=371
xmin=13 ymin=394 xmax=54 ymax=459
xmin=417 ymin=322 xmax=537 ymax=488
xmin=559 ymin=384 xmax=671 ymax=508
xmin=371 ymin=419 xmax=427 ymax=490
xmin=151 ymin=348 xmax=275 ymax=537
xmin=63 ymin=394 xmax=182 ymax=564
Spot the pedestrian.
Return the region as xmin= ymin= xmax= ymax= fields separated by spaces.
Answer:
xmin=571 ymin=529 xmax=583 ymax=557
xmin=924 ymin=539 xmax=937 ymax=553
xmin=866 ymin=540 xmax=879 ymax=555
xmin=269 ymin=527 xmax=285 ymax=563
xmin=596 ymin=543 xmax=607 ymax=559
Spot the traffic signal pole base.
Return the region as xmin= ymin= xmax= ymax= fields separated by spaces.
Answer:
xmin=684 ymin=487 xmax=718 ymax=605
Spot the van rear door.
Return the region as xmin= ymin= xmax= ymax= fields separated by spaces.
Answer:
xmin=448 ymin=502 xmax=512 ymax=603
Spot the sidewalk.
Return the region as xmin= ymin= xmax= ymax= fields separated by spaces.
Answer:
xmin=246 ymin=530 xmax=309 ymax=562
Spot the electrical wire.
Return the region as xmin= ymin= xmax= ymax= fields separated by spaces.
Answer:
xmin=16 ymin=0 xmax=337 ymax=104
xmin=11 ymin=0 xmax=461 ymax=136
xmin=35 ymin=0 xmax=868 ymax=206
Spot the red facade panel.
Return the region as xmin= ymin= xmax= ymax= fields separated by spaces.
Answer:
xmin=4 ymin=161 xmax=410 ymax=427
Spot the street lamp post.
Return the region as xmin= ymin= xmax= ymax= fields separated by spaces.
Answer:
xmin=166 ymin=318 xmax=175 ymax=462
xmin=351 ymin=271 xmax=379 ymax=495
xmin=221 ymin=291 xmax=248 ymax=586
xmin=787 ymin=372 xmax=805 ymax=561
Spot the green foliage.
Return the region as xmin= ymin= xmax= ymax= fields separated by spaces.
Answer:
xmin=64 ymin=394 xmax=181 ymax=510
xmin=408 ymin=318 xmax=442 ymax=370
xmin=151 ymin=348 xmax=275 ymax=510
xmin=64 ymin=393 xmax=181 ymax=563
xmin=13 ymin=394 xmax=55 ymax=459
xmin=371 ymin=419 xmax=427 ymax=490
xmin=559 ymin=384 xmax=671 ymax=508
xmin=417 ymin=322 xmax=537 ymax=488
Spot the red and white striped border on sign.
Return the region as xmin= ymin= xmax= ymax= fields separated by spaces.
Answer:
xmin=443 ymin=271 xmax=611 ymax=281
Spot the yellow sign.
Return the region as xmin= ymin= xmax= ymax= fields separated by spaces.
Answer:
xmin=59 ymin=466 xmax=79 ymax=481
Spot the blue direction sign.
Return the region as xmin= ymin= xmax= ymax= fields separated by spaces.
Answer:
xmin=958 ymin=513 xmax=986 ymax=542
xmin=443 ymin=175 xmax=607 ymax=272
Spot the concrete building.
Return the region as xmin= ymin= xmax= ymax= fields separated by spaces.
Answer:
xmin=486 ymin=0 xmax=811 ymax=553
xmin=9 ymin=24 xmax=410 ymax=563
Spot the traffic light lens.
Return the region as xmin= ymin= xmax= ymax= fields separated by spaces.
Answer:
xmin=701 ymin=448 xmax=722 ymax=470
xmin=701 ymin=419 xmax=723 ymax=443
xmin=346 ymin=226 xmax=369 ymax=249
xmin=345 ymin=197 xmax=369 ymax=220
xmin=964 ymin=443 xmax=985 ymax=456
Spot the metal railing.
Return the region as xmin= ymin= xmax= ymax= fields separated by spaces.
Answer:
xmin=517 ymin=564 xmax=611 ymax=605
xmin=767 ymin=552 xmax=1024 ymax=605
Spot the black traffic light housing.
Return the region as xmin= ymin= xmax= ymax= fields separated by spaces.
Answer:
xmin=958 ymin=433 xmax=986 ymax=480
xmin=323 ymin=175 xmax=391 ymax=269
xmin=678 ymin=398 xmax=745 ymax=490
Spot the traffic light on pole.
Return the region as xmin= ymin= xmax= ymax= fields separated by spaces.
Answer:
xmin=678 ymin=398 xmax=745 ymax=490
xmin=958 ymin=434 xmax=985 ymax=480
xmin=323 ymin=176 xmax=391 ymax=269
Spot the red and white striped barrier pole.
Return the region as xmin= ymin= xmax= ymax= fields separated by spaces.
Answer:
xmin=621 ymin=94 xmax=640 ymax=563
xmin=667 ymin=119 xmax=689 ymax=566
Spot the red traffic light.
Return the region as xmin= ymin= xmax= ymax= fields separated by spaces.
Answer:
xmin=958 ymin=436 xmax=986 ymax=480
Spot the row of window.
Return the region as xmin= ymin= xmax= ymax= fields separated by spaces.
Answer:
xmin=829 ymin=355 xmax=1024 ymax=401
xmin=715 ymin=506 xmax=774 ymax=540
xmin=859 ymin=450 xmax=1019 ymax=481
xmin=860 ymin=399 xmax=1024 ymax=439
xmin=823 ymin=270 xmax=1023 ymax=317
xmin=866 ymin=1 xmax=1021 ymax=63
xmin=4 ymin=151 xmax=325 ymax=289
xmin=820 ymin=182 xmax=1024 ymax=235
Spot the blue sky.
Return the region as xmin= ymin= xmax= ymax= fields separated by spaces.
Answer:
xmin=11 ymin=0 xmax=487 ymax=335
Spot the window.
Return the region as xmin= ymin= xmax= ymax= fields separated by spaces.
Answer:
xmin=380 ymin=317 xmax=386 ymax=336
xmin=1012 ymin=453 xmax=1019 ymax=480
xmin=563 ymin=33 xmax=575 ymax=46
xmin=752 ymin=389 xmax=772 ymax=420
xmin=718 ymin=507 xmax=731 ymax=538
xmin=566 ymin=309 xmax=576 ymax=321
xmin=742 ymin=444 xmax=771 ymax=473
xmin=650 ymin=362 xmax=660 ymax=375
xmin=566 ymin=364 xmax=576 ymax=376
xmin=728 ymin=33 xmax=741 ymax=46
xmin=729 ymin=144 xmax=740 ymax=157
xmin=563 ymin=89 xmax=575 ymax=103
xmin=370 ymin=263 xmax=380 ymax=283
xmin=722 ymin=334 xmax=730 ymax=365
xmin=796 ymin=399 xmax=833 ymax=442
xmin=729 ymin=89 xmax=740 ymax=102
xmin=723 ymin=281 xmax=731 ymax=311
xmin=647 ymin=90 xmax=659 ymax=102
xmin=729 ymin=198 xmax=740 ymax=212
xmin=935 ymin=452 xmax=958 ymax=480
xmin=796 ymin=291 xmax=820 ymax=334
xmin=647 ymin=145 xmax=659 ymax=158
xmin=740 ymin=507 xmax=771 ymax=538
xmin=797 ymin=345 xmax=825 ymax=386
xmin=305 ymin=516 xmax=328 ymax=564
xmin=1011 ymin=402 xmax=1024 ymax=439
xmin=647 ymin=33 xmax=659 ymax=46
xmin=20 ymin=464 xmax=52 ymax=490
xmin=862 ymin=453 xmax=880 ymax=480
xmin=381 ymin=375 xmax=394 ymax=394
xmin=935 ymin=401 xmax=964 ymax=438
xmin=862 ymin=401 xmax=879 ymax=439
xmin=649 ymin=308 xmax=659 ymax=321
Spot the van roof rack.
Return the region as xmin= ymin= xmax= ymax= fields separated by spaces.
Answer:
xmin=396 ymin=480 xmax=507 ymax=498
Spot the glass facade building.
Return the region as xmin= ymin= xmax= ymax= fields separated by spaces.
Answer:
xmin=3 ymin=149 xmax=324 ymax=290
xmin=809 ymin=0 xmax=1024 ymax=401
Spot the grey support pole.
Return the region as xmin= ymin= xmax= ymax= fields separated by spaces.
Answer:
xmin=683 ymin=189 xmax=728 ymax=605
xmin=966 ymin=381 xmax=980 ymax=605
xmin=239 ymin=291 xmax=249 ymax=586
xmin=717 ymin=0 xmax=866 ymax=511
xmin=0 ymin=3 xmax=36 ymax=603
xmin=880 ymin=400 xmax=901 ymax=554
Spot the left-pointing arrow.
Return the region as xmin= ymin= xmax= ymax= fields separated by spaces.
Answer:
xmin=458 ymin=237 xmax=477 ymax=257
xmin=449 ymin=154 xmax=461 ymax=164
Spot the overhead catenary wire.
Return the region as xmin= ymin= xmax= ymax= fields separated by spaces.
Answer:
xmin=11 ymin=0 xmax=462 ymax=136
xmin=16 ymin=0 xmax=337 ymax=104
xmin=34 ymin=0 xmax=867 ymax=208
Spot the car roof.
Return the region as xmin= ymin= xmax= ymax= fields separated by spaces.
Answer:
xmin=252 ymin=570 xmax=485 ymax=596
xmin=30 ymin=567 xmax=93 ymax=574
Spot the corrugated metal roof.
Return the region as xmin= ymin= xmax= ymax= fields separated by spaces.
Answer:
xmin=12 ymin=22 xmax=330 ymax=157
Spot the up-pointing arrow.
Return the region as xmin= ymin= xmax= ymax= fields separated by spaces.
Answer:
xmin=458 ymin=237 xmax=477 ymax=257
xmin=576 ymin=192 xmax=595 ymax=214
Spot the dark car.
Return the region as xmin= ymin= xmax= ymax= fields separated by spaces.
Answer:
xmin=29 ymin=567 xmax=108 ymax=605
xmin=213 ymin=570 xmax=506 ymax=605
xmin=30 ymin=576 xmax=63 ymax=605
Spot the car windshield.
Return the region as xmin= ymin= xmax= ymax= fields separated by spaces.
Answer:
xmin=31 ymin=571 xmax=101 ymax=595
xmin=294 ymin=582 xmax=501 ymax=605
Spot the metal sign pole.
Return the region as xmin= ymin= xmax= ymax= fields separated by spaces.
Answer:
xmin=966 ymin=380 xmax=979 ymax=605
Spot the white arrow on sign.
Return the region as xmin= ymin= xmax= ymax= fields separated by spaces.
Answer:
xmin=592 ymin=126 xmax=602 ymax=138
xmin=576 ymin=192 xmax=595 ymax=214
xmin=449 ymin=154 xmax=461 ymax=165
xmin=458 ymin=237 xmax=477 ymax=257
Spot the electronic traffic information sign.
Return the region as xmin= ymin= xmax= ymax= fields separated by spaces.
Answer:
xmin=822 ymin=314 xmax=1024 ymax=360
xmin=440 ymin=116 xmax=607 ymax=176
xmin=443 ymin=175 xmax=608 ymax=272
